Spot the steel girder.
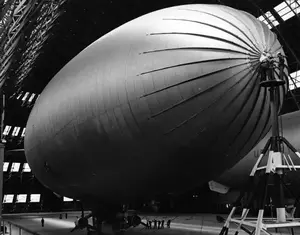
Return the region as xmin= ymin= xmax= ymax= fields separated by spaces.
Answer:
xmin=0 ymin=0 xmax=67 ymax=95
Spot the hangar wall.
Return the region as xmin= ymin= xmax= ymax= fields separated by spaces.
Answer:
xmin=2 ymin=150 xmax=81 ymax=213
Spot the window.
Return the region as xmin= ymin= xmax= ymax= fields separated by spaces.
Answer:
xmin=282 ymin=11 xmax=295 ymax=21
xmin=63 ymin=197 xmax=73 ymax=202
xmin=16 ymin=92 xmax=23 ymax=100
xmin=12 ymin=127 xmax=21 ymax=136
xmin=30 ymin=194 xmax=40 ymax=202
xmin=258 ymin=11 xmax=279 ymax=29
xmin=11 ymin=162 xmax=20 ymax=172
xmin=3 ymin=194 xmax=14 ymax=203
xmin=22 ymin=92 xmax=30 ymax=101
xmin=289 ymin=70 xmax=300 ymax=90
xmin=22 ymin=163 xmax=31 ymax=172
xmin=28 ymin=93 xmax=36 ymax=103
xmin=16 ymin=194 xmax=27 ymax=203
xmin=3 ymin=125 xmax=11 ymax=136
xmin=274 ymin=0 xmax=300 ymax=22
xmin=3 ymin=162 xmax=9 ymax=172
xmin=21 ymin=128 xmax=26 ymax=137
xmin=290 ymin=0 xmax=300 ymax=13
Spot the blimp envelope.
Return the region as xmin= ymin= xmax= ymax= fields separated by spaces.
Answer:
xmin=25 ymin=4 xmax=288 ymax=202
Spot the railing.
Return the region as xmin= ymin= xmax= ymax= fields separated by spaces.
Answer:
xmin=0 ymin=220 xmax=40 ymax=235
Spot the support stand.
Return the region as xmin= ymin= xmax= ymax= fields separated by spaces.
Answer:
xmin=219 ymin=52 xmax=300 ymax=235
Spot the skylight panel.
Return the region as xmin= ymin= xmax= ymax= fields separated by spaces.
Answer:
xmin=277 ymin=3 xmax=290 ymax=15
xmin=11 ymin=127 xmax=18 ymax=136
xmin=274 ymin=1 xmax=287 ymax=11
xmin=16 ymin=194 xmax=27 ymax=203
xmin=28 ymin=93 xmax=36 ymax=103
xmin=30 ymin=194 xmax=40 ymax=202
xmin=22 ymin=163 xmax=31 ymax=172
xmin=282 ymin=11 xmax=295 ymax=21
xmin=3 ymin=162 xmax=9 ymax=172
xmin=291 ymin=1 xmax=300 ymax=13
xmin=257 ymin=11 xmax=279 ymax=29
xmin=12 ymin=126 xmax=20 ymax=136
xmin=16 ymin=92 xmax=23 ymax=100
xmin=3 ymin=194 xmax=14 ymax=203
xmin=289 ymin=70 xmax=300 ymax=90
xmin=3 ymin=125 xmax=11 ymax=135
xmin=11 ymin=162 xmax=20 ymax=172
xmin=258 ymin=15 xmax=268 ymax=23
xmin=63 ymin=197 xmax=73 ymax=202
xmin=21 ymin=128 xmax=26 ymax=137
xmin=15 ymin=127 xmax=21 ymax=136
xmin=22 ymin=92 xmax=30 ymax=101
xmin=266 ymin=12 xmax=280 ymax=26
xmin=274 ymin=0 xmax=300 ymax=22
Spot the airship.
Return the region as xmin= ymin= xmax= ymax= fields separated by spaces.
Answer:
xmin=24 ymin=3 xmax=287 ymax=220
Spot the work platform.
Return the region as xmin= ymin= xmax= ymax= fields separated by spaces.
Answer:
xmin=1 ymin=212 xmax=299 ymax=235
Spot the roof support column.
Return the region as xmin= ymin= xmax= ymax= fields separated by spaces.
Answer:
xmin=0 ymin=142 xmax=4 ymax=225
xmin=0 ymin=90 xmax=5 ymax=223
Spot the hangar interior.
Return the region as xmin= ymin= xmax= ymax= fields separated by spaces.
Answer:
xmin=1 ymin=0 xmax=300 ymax=214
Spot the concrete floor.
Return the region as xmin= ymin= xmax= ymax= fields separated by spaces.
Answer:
xmin=2 ymin=212 xmax=300 ymax=235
